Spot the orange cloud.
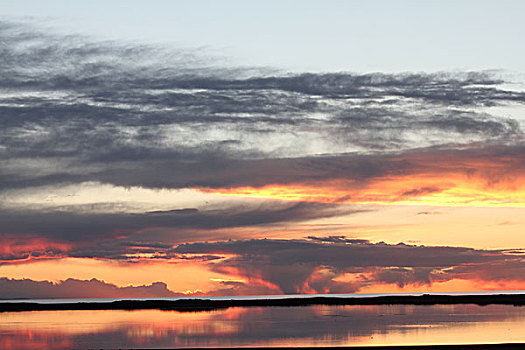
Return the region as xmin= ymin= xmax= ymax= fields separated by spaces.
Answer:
xmin=199 ymin=146 xmax=525 ymax=207
xmin=0 ymin=234 xmax=71 ymax=263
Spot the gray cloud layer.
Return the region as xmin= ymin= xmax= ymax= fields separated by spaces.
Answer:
xmin=0 ymin=202 xmax=353 ymax=249
xmin=174 ymin=238 xmax=525 ymax=294
xmin=1 ymin=20 xmax=524 ymax=194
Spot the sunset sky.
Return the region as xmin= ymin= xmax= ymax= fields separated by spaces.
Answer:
xmin=2 ymin=0 xmax=525 ymax=298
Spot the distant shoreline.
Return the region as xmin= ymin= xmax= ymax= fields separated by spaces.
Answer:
xmin=160 ymin=346 xmax=525 ymax=350
xmin=136 ymin=345 xmax=525 ymax=350
xmin=2 ymin=293 xmax=525 ymax=312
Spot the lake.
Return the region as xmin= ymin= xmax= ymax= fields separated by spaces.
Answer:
xmin=2 ymin=303 xmax=525 ymax=349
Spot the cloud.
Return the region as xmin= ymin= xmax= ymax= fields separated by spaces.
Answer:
xmin=417 ymin=211 xmax=441 ymax=215
xmin=173 ymin=238 xmax=525 ymax=294
xmin=193 ymin=143 xmax=525 ymax=209
xmin=1 ymin=20 xmax=524 ymax=195
xmin=372 ymin=267 xmax=438 ymax=288
xmin=306 ymin=236 xmax=370 ymax=244
xmin=401 ymin=186 xmax=442 ymax=197
xmin=2 ymin=21 xmax=525 ymax=297
xmin=0 ymin=277 xmax=176 ymax=299
xmin=0 ymin=202 xmax=356 ymax=259
xmin=4 ymin=235 xmax=525 ymax=296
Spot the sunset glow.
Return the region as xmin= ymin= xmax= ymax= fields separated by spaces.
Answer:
xmin=1 ymin=9 xmax=525 ymax=301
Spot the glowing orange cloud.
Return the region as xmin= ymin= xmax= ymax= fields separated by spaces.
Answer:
xmin=198 ymin=147 xmax=525 ymax=207
xmin=0 ymin=234 xmax=72 ymax=263
xmin=208 ymin=265 xmax=282 ymax=295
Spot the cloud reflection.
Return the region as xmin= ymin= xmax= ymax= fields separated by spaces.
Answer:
xmin=2 ymin=304 xmax=525 ymax=349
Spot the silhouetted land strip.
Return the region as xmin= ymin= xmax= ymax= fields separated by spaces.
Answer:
xmin=156 ymin=345 xmax=525 ymax=350
xmin=147 ymin=345 xmax=525 ymax=350
xmin=2 ymin=294 xmax=525 ymax=312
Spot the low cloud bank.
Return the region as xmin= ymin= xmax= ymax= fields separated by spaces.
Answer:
xmin=0 ymin=278 xmax=176 ymax=299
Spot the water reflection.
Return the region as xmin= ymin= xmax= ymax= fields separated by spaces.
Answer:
xmin=1 ymin=304 xmax=525 ymax=349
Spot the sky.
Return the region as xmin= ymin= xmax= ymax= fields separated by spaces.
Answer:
xmin=1 ymin=1 xmax=525 ymax=298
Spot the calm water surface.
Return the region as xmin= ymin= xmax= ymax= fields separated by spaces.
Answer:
xmin=2 ymin=304 xmax=525 ymax=349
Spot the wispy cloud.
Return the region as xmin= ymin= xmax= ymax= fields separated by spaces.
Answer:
xmin=1 ymin=20 xmax=524 ymax=194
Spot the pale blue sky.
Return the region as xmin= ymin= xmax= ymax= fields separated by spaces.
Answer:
xmin=1 ymin=0 xmax=524 ymax=73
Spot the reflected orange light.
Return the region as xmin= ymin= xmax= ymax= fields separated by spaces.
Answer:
xmin=3 ymin=305 xmax=525 ymax=349
xmin=1 ymin=308 xmax=286 ymax=337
